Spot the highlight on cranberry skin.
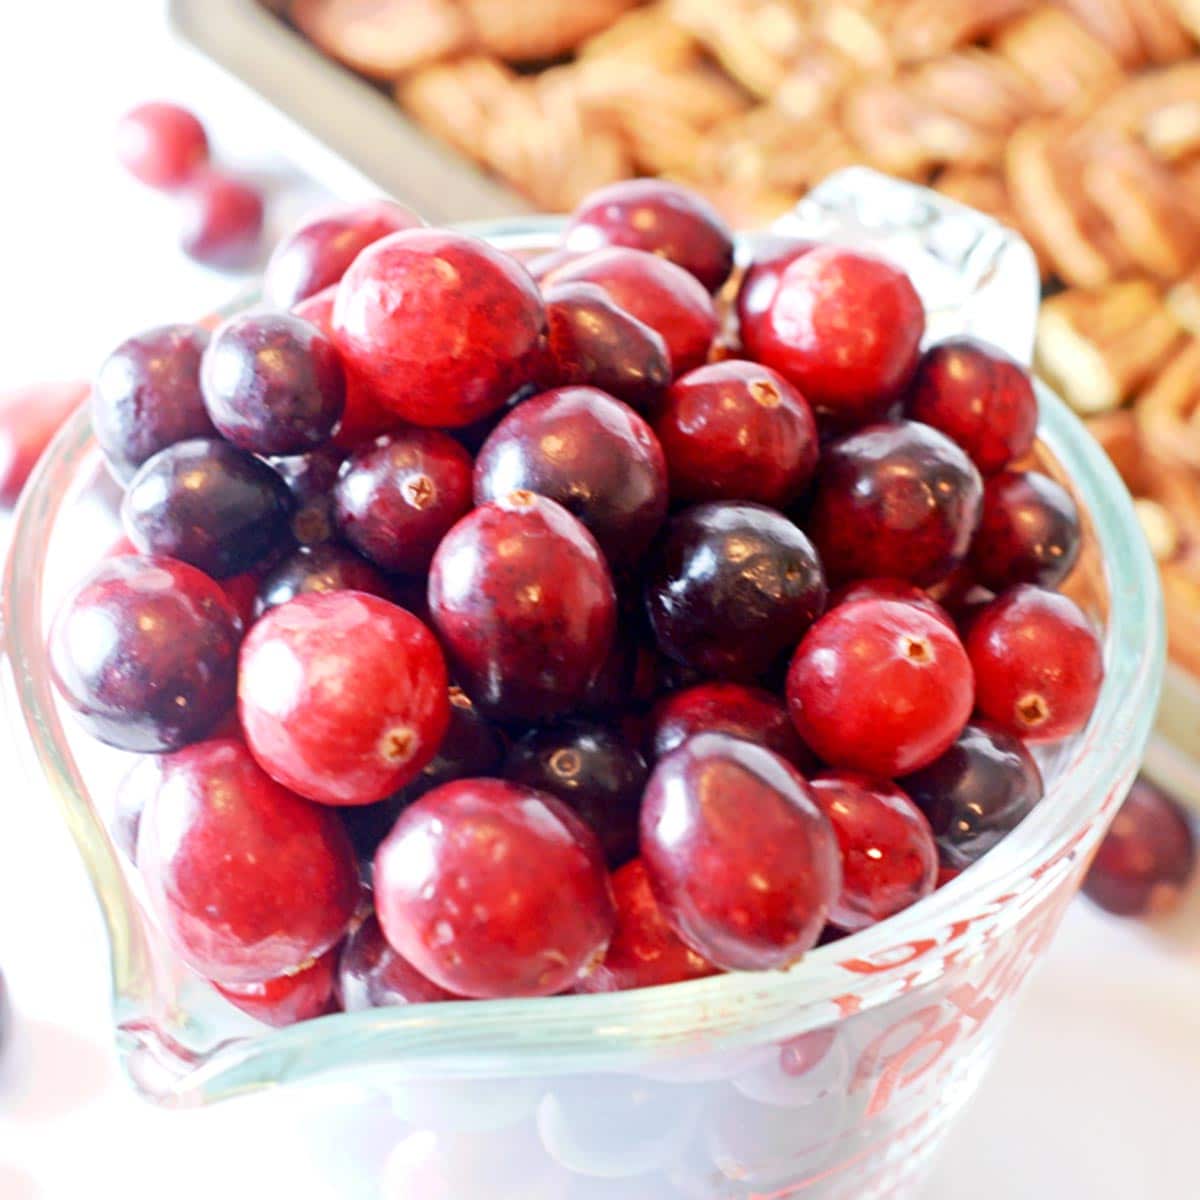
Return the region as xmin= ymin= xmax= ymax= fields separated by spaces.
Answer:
xmin=115 ymin=101 xmax=209 ymax=189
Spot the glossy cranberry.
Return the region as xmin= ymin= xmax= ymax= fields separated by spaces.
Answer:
xmin=579 ymin=626 xmax=659 ymax=714
xmin=1084 ymin=778 xmax=1197 ymax=917
xmin=645 ymin=502 xmax=826 ymax=681
xmin=544 ymin=247 xmax=718 ymax=376
xmin=640 ymin=733 xmax=840 ymax=970
xmin=745 ymin=246 xmax=924 ymax=427
xmin=115 ymin=101 xmax=208 ymax=188
xmin=809 ymin=771 xmax=937 ymax=931
xmin=267 ymin=444 xmax=344 ymax=545
xmin=428 ymin=492 xmax=616 ymax=721
xmin=655 ymin=360 xmax=818 ymax=508
xmin=966 ymin=585 xmax=1104 ymax=742
xmin=375 ymin=779 xmax=615 ymax=998
xmin=111 ymin=756 xmax=161 ymax=860
xmin=787 ymin=599 xmax=974 ymax=777
xmin=0 ymin=380 xmax=86 ymax=504
xmin=92 ymin=324 xmax=216 ymax=482
xmin=334 ymin=428 xmax=473 ymax=574
xmin=240 ymin=591 xmax=449 ymax=805
xmin=808 ymin=421 xmax=983 ymax=587
xmin=122 ymin=438 xmax=294 ymax=578
xmin=265 ymin=200 xmax=422 ymax=307
xmin=255 ymin=543 xmax=392 ymax=616
xmin=543 ymin=281 xmax=671 ymax=413
xmin=829 ymin=578 xmax=954 ymax=629
xmin=474 ymin=386 xmax=668 ymax=569
xmin=221 ymin=571 xmax=261 ymax=628
xmin=899 ymin=721 xmax=1044 ymax=868
xmin=50 ymin=556 xmax=241 ymax=752
xmin=735 ymin=238 xmax=812 ymax=341
xmin=177 ymin=171 xmax=265 ymax=269
xmin=137 ymin=738 xmax=359 ymax=983
xmin=338 ymin=915 xmax=459 ymax=1009
xmin=905 ymin=337 xmax=1038 ymax=476
xmin=333 ymin=228 xmax=546 ymax=427
xmin=215 ymin=946 xmax=339 ymax=1026
xmin=407 ymin=685 xmax=507 ymax=800
xmin=969 ymin=470 xmax=1081 ymax=591
xmin=563 ymin=179 xmax=735 ymax=292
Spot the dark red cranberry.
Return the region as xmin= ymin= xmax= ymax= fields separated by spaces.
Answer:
xmin=50 ymin=556 xmax=241 ymax=752
xmin=808 ymin=421 xmax=983 ymax=586
xmin=787 ymin=599 xmax=974 ymax=777
xmin=810 ymin=771 xmax=937 ymax=931
xmin=115 ymin=102 xmax=208 ymax=188
xmin=255 ymin=543 xmax=393 ymax=616
xmin=221 ymin=571 xmax=261 ymax=628
xmin=544 ymin=247 xmax=718 ymax=376
xmin=504 ymin=719 xmax=647 ymax=867
xmin=407 ymin=685 xmax=507 ymax=799
xmin=92 ymin=325 xmax=216 ymax=482
xmin=265 ymin=200 xmax=422 ymax=307
xmin=580 ymin=627 xmax=659 ymax=714
xmin=268 ymin=444 xmax=346 ymax=546
xmin=215 ymin=946 xmax=339 ymax=1026
xmin=374 ymin=778 xmax=616 ymax=998
xmin=735 ymin=238 xmax=812 ymax=341
xmin=122 ymin=438 xmax=294 ymax=578
xmin=338 ymin=915 xmax=459 ymax=1009
xmin=966 ymin=585 xmax=1103 ymax=742
xmin=137 ymin=737 xmax=359 ymax=984
xmin=563 ymin=179 xmax=735 ymax=292
xmin=338 ymin=796 xmax=406 ymax=882
xmin=576 ymin=859 xmax=718 ymax=993
xmin=0 ymin=380 xmax=87 ymax=504
xmin=177 ymin=171 xmax=265 ymax=269
xmin=1084 ymin=778 xmax=1197 ymax=917
xmin=899 ymin=721 xmax=1044 ymax=868
xmin=427 ymin=492 xmax=616 ymax=721
xmin=332 ymin=228 xmax=546 ymax=427
xmin=543 ymin=281 xmax=671 ymax=413
xmin=111 ymin=756 xmax=161 ymax=860
xmin=969 ymin=470 xmax=1081 ymax=591
xmin=240 ymin=591 xmax=449 ymax=805
xmin=829 ymin=578 xmax=954 ymax=629
xmin=201 ymin=313 xmax=345 ymax=456
xmin=744 ymin=245 xmax=924 ymax=427
xmin=640 ymin=733 xmax=840 ymax=970
xmin=937 ymin=864 xmax=963 ymax=888
xmin=654 ymin=360 xmax=818 ymax=508
xmin=474 ymin=386 xmax=668 ymax=569
xmin=644 ymin=501 xmax=826 ymax=681
xmin=334 ymin=428 xmax=473 ymax=574
xmin=904 ymin=337 xmax=1037 ymax=476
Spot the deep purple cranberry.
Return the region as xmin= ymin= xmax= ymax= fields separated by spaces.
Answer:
xmin=255 ymin=543 xmax=393 ymax=616
xmin=734 ymin=238 xmax=812 ymax=342
xmin=408 ymin=685 xmax=507 ymax=799
xmin=338 ymin=915 xmax=459 ymax=1009
xmin=268 ymin=444 xmax=346 ymax=546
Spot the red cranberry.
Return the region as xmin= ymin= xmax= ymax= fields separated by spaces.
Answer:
xmin=787 ymin=598 xmax=974 ymax=777
xmin=215 ymin=946 xmax=339 ymax=1026
xmin=645 ymin=502 xmax=826 ymax=681
xmin=265 ymin=200 xmax=422 ymax=308
xmin=904 ymin=337 xmax=1037 ymax=476
xmin=899 ymin=721 xmax=1044 ymax=868
xmin=640 ymin=733 xmax=840 ymax=970
xmin=177 ymin=171 xmax=265 ymax=269
xmin=255 ymin=543 xmax=392 ymax=616
xmin=338 ymin=915 xmax=459 ymax=1009
xmin=504 ymin=719 xmax=648 ymax=867
xmin=809 ymin=771 xmax=937 ymax=931
xmin=808 ymin=421 xmax=983 ymax=587
xmin=576 ymin=859 xmax=718 ymax=993
xmin=374 ymin=778 xmax=615 ymax=998
xmin=115 ymin=101 xmax=208 ymax=188
xmin=580 ymin=627 xmax=660 ymax=714
xmin=427 ymin=492 xmax=616 ymax=721
xmin=50 ymin=556 xmax=241 ymax=752
xmin=829 ymin=578 xmax=954 ymax=629
xmin=969 ymin=470 xmax=1081 ymax=591
xmin=563 ymin=179 xmax=735 ymax=292
xmin=1083 ymin=778 xmax=1197 ymax=917
xmin=334 ymin=428 xmax=473 ymax=574
xmin=92 ymin=325 xmax=216 ymax=482
xmin=0 ymin=380 xmax=87 ymax=504
xmin=735 ymin=238 xmax=812 ymax=342
xmin=966 ymin=585 xmax=1103 ymax=742
xmin=544 ymin=247 xmax=718 ymax=376
xmin=474 ymin=386 xmax=668 ymax=569
xmin=744 ymin=245 xmax=924 ymax=427
xmin=406 ymin=685 xmax=507 ymax=800
xmin=333 ymin=228 xmax=546 ymax=427
xmin=240 ymin=591 xmax=449 ymax=805
xmin=123 ymin=438 xmax=294 ymax=578
xmin=137 ymin=737 xmax=359 ymax=984
xmin=221 ymin=571 xmax=261 ymax=628
xmin=654 ymin=360 xmax=818 ymax=508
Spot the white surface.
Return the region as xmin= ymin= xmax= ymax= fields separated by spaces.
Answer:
xmin=2 ymin=5 xmax=1199 ymax=1198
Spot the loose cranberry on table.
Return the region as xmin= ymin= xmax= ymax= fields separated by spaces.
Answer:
xmin=828 ymin=578 xmax=954 ymax=630
xmin=966 ymin=585 xmax=1104 ymax=742
xmin=177 ymin=170 xmax=265 ymax=269
xmin=640 ymin=732 xmax=841 ymax=971
xmin=255 ymin=543 xmax=392 ymax=616
xmin=239 ymin=591 xmax=449 ymax=805
xmin=474 ymin=386 xmax=668 ymax=569
xmin=215 ymin=945 xmax=339 ymax=1027
xmin=338 ymin=916 xmax=459 ymax=1011
xmin=787 ymin=598 xmax=974 ymax=778
xmin=137 ymin=737 xmax=359 ymax=984
xmin=374 ymin=778 xmax=616 ymax=998
xmin=427 ymin=492 xmax=616 ymax=721
xmin=807 ymin=420 xmax=983 ymax=587
xmin=654 ymin=360 xmax=819 ymax=509
xmin=115 ymin=101 xmax=208 ymax=189
xmin=734 ymin=237 xmax=812 ymax=339
xmin=0 ymin=379 xmax=87 ymax=505
xmin=50 ymin=556 xmax=241 ymax=752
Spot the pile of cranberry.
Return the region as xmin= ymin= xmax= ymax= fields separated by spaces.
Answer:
xmin=51 ymin=178 xmax=1105 ymax=1027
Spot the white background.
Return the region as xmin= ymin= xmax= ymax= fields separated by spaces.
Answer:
xmin=2 ymin=4 xmax=1200 ymax=1197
